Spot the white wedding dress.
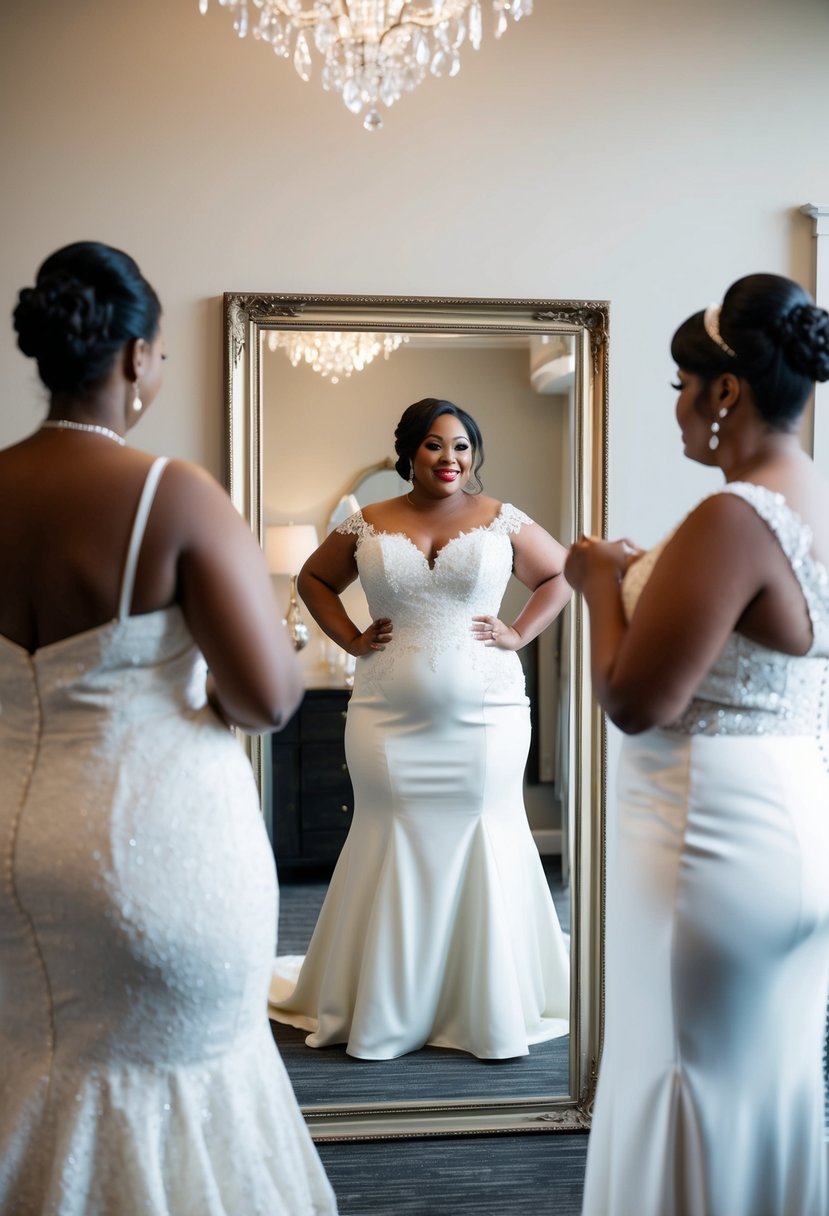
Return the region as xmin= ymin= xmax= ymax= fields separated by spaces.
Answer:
xmin=582 ymin=483 xmax=829 ymax=1216
xmin=269 ymin=504 xmax=570 ymax=1060
xmin=0 ymin=459 xmax=336 ymax=1216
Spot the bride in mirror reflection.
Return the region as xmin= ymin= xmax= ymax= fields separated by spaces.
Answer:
xmin=269 ymin=397 xmax=572 ymax=1060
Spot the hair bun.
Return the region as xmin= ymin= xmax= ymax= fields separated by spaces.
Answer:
xmin=777 ymin=302 xmax=829 ymax=383
xmin=14 ymin=275 xmax=114 ymax=362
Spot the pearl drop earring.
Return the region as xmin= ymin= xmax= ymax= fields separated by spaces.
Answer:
xmin=133 ymin=383 xmax=143 ymax=415
xmin=709 ymin=407 xmax=728 ymax=450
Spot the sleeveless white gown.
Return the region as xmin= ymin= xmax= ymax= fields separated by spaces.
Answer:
xmin=269 ymin=504 xmax=570 ymax=1060
xmin=582 ymin=483 xmax=829 ymax=1216
xmin=0 ymin=459 xmax=336 ymax=1216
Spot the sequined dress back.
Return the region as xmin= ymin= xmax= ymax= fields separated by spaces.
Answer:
xmin=0 ymin=458 xmax=336 ymax=1216
xmin=269 ymin=504 xmax=570 ymax=1059
xmin=582 ymin=483 xmax=829 ymax=1216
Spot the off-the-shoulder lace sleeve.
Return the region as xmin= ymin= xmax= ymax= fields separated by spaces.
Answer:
xmin=493 ymin=503 xmax=534 ymax=535
xmin=334 ymin=509 xmax=373 ymax=542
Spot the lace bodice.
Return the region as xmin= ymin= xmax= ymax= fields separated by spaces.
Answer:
xmin=336 ymin=503 xmax=532 ymax=688
xmin=621 ymin=482 xmax=829 ymax=736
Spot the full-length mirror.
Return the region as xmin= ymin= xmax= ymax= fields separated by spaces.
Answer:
xmin=224 ymin=294 xmax=607 ymax=1140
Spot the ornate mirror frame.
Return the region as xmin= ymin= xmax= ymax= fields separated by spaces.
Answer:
xmin=223 ymin=293 xmax=607 ymax=1141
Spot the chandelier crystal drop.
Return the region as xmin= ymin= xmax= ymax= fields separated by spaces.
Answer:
xmin=267 ymin=330 xmax=409 ymax=383
xmin=199 ymin=1 xmax=532 ymax=130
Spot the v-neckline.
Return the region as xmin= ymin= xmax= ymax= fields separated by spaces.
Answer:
xmin=359 ymin=505 xmax=506 ymax=571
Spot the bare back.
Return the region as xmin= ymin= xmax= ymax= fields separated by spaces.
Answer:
xmin=0 ymin=434 xmax=178 ymax=651
xmin=0 ymin=431 xmax=301 ymax=731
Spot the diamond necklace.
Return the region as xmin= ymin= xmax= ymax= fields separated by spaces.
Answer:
xmin=41 ymin=419 xmax=126 ymax=446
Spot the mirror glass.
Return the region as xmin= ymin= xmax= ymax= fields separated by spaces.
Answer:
xmin=224 ymin=294 xmax=607 ymax=1140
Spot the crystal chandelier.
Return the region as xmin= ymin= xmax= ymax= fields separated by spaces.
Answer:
xmin=267 ymin=330 xmax=408 ymax=383
xmin=199 ymin=1 xmax=532 ymax=130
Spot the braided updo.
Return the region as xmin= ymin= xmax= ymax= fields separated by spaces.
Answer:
xmin=774 ymin=302 xmax=829 ymax=382
xmin=671 ymin=273 xmax=829 ymax=428
xmin=13 ymin=242 xmax=161 ymax=395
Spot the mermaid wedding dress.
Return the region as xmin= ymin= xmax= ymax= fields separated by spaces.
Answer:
xmin=269 ymin=504 xmax=570 ymax=1060
xmin=582 ymin=483 xmax=829 ymax=1216
xmin=0 ymin=458 xmax=336 ymax=1216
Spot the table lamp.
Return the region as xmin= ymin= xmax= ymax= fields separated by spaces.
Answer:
xmin=265 ymin=523 xmax=319 ymax=650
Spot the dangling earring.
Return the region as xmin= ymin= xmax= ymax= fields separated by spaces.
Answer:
xmin=132 ymin=382 xmax=143 ymax=415
xmin=709 ymin=407 xmax=728 ymax=450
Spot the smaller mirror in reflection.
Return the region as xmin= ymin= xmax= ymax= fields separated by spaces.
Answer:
xmin=327 ymin=458 xmax=408 ymax=535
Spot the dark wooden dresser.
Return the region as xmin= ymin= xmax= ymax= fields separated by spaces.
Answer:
xmin=271 ymin=687 xmax=353 ymax=875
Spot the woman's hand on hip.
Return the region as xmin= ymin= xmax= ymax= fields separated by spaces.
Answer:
xmin=471 ymin=615 xmax=521 ymax=650
xmin=348 ymin=617 xmax=393 ymax=656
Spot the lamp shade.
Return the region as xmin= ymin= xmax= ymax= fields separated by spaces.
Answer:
xmin=265 ymin=524 xmax=319 ymax=575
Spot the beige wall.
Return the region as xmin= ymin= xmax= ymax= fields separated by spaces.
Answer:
xmin=2 ymin=0 xmax=828 ymax=536
xmin=3 ymin=0 xmax=829 ymax=799
xmin=261 ymin=342 xmax=566 ymax=532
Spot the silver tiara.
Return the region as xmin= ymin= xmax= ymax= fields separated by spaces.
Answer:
xmin=703 ymin=304 xmax=736 ymax=357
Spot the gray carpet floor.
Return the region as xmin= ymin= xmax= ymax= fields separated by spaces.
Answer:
xmin=316 ymin=1132 xmax=588 ymax=1215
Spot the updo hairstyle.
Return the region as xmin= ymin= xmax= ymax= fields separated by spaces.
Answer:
xmin=13 ymin=241 xmax=161 ymax=396
xmin=670 ymin=273 xmax=829 ymax=429
xmin=394 ymin=398 xmax=485 ymax=493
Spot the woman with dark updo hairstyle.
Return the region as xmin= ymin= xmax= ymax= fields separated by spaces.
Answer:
xmin=0 ymin=243 xmax=336 ymax=1214
xmin=269 ymin=396 xmax=572 ymax=1061
xmin=566 ymin=274 xmax=829 ymax=1216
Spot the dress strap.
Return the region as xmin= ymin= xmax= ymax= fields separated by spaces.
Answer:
xmin=718 ymin=481 xmax=820 ymax=638
xmin=117 ymin=457 xmax=170 ymax=621
xmin=718 ymin=483 xmax=813 ymax=569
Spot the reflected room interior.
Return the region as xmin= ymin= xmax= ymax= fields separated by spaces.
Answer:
xmin=264 ymin=332 xmax=574 ymax=1107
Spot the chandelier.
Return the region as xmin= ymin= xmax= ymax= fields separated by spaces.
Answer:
xmin=267 ymin=330 xmax=409 ymax=383
xmin=199 ymin=1 xmax=532 ymax=130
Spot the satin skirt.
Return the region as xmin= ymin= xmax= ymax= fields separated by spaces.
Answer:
xmin=582 ymin=729 xmax=829 ymax=1216
xmin=270 ymin=647 xmax=569 ymax=1060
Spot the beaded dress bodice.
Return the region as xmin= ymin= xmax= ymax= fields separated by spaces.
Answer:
xmin=336 ymin=503 xmax=532 ymax=690
xmin=621 ymin=482 xmax=829 ymax=736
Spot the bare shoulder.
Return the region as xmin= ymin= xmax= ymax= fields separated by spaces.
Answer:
xmin=155 ymin=457 xmax=223 ymax=495
xmin=154 ymin=458 xmax=236 ymax=515
xmin=477 ymin=493 xmax=503 ymax=519
xmin=361 ymin=495 xmax=410 ymax=528
xmin=680 ymin=486 xmax=780 ymax=536
xmin=150 ymin=458 xmax=246 ymax=545
xmin=661 ymin=488 xmax=784 ymax=576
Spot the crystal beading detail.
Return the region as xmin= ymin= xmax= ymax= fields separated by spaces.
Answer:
xmin=622 ymin=482 xmax=829 ymax=739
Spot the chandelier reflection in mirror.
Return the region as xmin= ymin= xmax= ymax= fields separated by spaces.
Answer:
xmin=266 ymin=330 xmax=409 ymax=383
xmin=199 ymin=1 xmax=532 ymax=130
